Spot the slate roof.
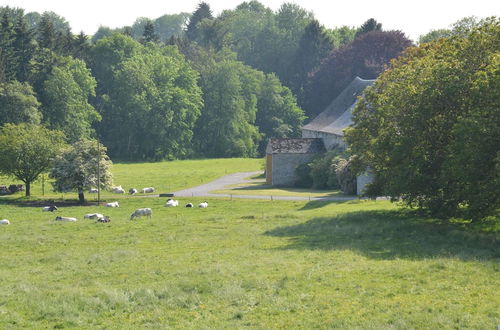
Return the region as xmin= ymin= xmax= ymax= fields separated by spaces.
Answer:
xmin=266 ymin=138 xmax=326 ymax=154
xmin=302 ymin=77 xmax=375 ymax=136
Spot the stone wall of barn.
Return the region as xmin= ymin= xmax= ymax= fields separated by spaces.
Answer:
xmin=301 ymin=129 xmax=346 ymax=151
xmin=271 ymin=153 xmax=318 ymax=186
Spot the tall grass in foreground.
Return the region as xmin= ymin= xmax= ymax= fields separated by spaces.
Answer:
xmin=0 ymin=196 xmax=498 ymax=328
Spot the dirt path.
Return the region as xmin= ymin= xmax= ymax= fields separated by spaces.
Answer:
xmin=172 ymin=171 xmax=358 ymax=201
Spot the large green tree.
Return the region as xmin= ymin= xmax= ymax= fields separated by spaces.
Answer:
xmin=102 ymin=43 xmax=202 ymax=160
xmin=50 ymin=139 xmax=113 ymax=203
xmin=0 ymin=81 xmax=41 ymax=126
xmin=255 ymin=73 xmax=305 ymax=154
xmin=345 ymin=19 xmax=500 ymax=220
xmin=41 ymin=55 xmax=99 ymax=142
xmin=194 ymin=59 xmax=262 ymax=157
xmin=0 ymin=123 xmax=66 ymax=196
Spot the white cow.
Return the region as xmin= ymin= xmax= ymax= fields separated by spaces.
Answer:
xmin=97 ymin=216 xmax=111 ymax=223
xmin=42 ymin=205 xmax=58 ymax=212
xmin=112 ymin=186 xmax=125 ymax=194
xmin=106 ymin=201 xmax=119 ymax=208
xmin=141 ymin=187 xmax=155 ymax=193
xmin=55 ymin=216 xmax=77 ymax=222
xmin=0 ymin=219 xmax=10 ymax=225
xmin=165 ymin=199 xmax=179 ymax=207
xmin=84 ymin=213 xmax=104 ymax=219
xmin=129 ymin=188 xmax=138 ymax=195
xmin=130 ymin=208 xmax=152 ymax=220
xmin=89 ymin=188 xmax=98 ymax=193
xmin=198 ymin=202 xmax=208 ymax=208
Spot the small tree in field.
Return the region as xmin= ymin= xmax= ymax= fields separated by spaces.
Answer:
xmin=49 ymin=139 xmax=113 ymax=203
xmin=0 ymin=124 xmax=66 ymax=196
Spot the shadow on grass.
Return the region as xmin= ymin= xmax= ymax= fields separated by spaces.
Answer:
xmin=230 ymin=182 xmax=344 ymax=196
xmin=265 ymin=209 xmax=500 ymax=260
xmin=0 ymin=196 xmax=100 ymax=207
xmin=298 ymin=200 xmax=358 ymax=211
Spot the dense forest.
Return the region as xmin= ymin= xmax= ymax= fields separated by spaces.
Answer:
xmin=0 ymin=1 xmax=429 ymax=161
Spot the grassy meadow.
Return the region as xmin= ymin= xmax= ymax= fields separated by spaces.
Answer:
xmin=0 ymin=159 xmax=499 ymax=328
xmin=0 ymin=158 xmax=263 ymax=201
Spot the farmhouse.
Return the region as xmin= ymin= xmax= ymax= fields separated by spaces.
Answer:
xmin=266 ymin=76 xmax=375 ymax=194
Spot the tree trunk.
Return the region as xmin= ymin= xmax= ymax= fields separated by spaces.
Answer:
xmin=25 ymin=181 xmax=31 ymax=197
xmin=78 ymin=188 xmax=85 ymax=204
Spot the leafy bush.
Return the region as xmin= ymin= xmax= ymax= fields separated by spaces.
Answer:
xmin=295 ymin=148 xmax=350 ymax=190
xmin=295 ymin=162 xmax=313 ymax=188
xmin=335 ymin=158 xmax=357 ymax=195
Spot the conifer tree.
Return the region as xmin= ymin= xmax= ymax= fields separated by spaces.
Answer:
xmin=186 ymin=2 xmax=213 ymax=42
xmin=141 ymin=20 xmax=159 ymax=43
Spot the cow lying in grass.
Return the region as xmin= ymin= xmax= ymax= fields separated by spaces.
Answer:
xmin=130 ymin=208 xmax=152 ymax=220
xmin=97 ymin=216 xmax=111 ymax=223
xmin=198 ymin=202 xmax=208 ymax=208
xmin=0 ymin=219 xmax=10 ymax=225
xmin=106 ymin=201 xmax=119 ymax=208
xmin=111 ymin=186 xmax=125 ymax=194
xmin=141 ymin=187 xmax=155 ymax=193
xmin=55 ymin=216 xmax=77 ymax=222
xmin=42 ymin=205 xmax=58 ymax=212
xmin=84 ymin=213 xmax=104 ymax=220
xmin=165 ymin=199 xmax=179 ymax=207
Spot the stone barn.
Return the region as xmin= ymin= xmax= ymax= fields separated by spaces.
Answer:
xmin=265 ymin=138 xmax=325 ymax=186
xmin=266 ymin=77 xmax=375 ymax=194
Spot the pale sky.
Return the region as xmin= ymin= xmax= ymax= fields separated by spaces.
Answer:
xmin=1 ymin=0 xmax=498 ymax=42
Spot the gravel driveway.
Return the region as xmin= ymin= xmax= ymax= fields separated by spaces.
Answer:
xmin=173 ymin=171 xmax=358 ymax=201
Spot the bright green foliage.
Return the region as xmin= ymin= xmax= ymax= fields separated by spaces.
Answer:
xmin=41 ymin=56 xmax=99 ymax=142
xmin=194 ymin=59 xmax=262 ymax=157
xmin=102 ymin=44 xmax=202 ymax=160
xmin=0 ymin=123 xmax=66 ymax=196
xmin=49 ymin=139 xmax=113 ymax=203
xmin=89 ymin=33 xmax=140 ymax=95
xmin=418 ymin=29 xmax=452 ymax=44
xmin=255 ymin=73 xmax=305 ymax=154
xmin=326 ymin=25 xmax=357 ymax=48
xmin=345 ymin=19 xmax=500 ymax=220
xmin=0 ymin=81 xmax=41 ymax=125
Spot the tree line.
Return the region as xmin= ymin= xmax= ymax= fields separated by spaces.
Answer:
xmin=0 ymin=2 xmax=412 ymax=161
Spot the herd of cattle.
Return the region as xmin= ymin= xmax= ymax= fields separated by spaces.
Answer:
xmin=0 ymin=196 xmax=209 ymax=225
xmin=88 ymin=186 xmax=155 ymax=195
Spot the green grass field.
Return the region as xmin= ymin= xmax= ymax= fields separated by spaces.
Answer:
xmin=0 ymin=158 xmax=263 ymax=201
xmin=212 ymin=173 xmax=345 ymax=197
xmin=0 ymin=159 xmax=499 ymax=328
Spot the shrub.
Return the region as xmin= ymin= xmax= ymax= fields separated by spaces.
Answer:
xmin=335 ymin=158 xmax=357 ymax=195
